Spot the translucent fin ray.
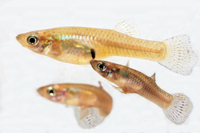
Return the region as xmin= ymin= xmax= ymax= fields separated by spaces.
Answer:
xmin=74 ymin=107 xmax=105 ymax=128
xmin=150 ymin=73 xmax=156 ymax=81
xmin=159 ymin=34 xmax=198 ymax=75
xmin=163 ymin=93 xmax=192 ymax=124
xmin=125 ymin=60 xmax=130 ymax=67
xmin=113 ymin=21 xmax=140 ymax=37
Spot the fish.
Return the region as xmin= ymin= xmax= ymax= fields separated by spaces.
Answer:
xmin=16 ymin=21 xmax=197 ymax=75
xmin=90 ymin=60 xmax=193 ymax=124
xmin=37 ymin=82 xmax=113 ymax=128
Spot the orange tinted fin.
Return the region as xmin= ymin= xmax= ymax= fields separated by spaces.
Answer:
xmin=150 ymin=73 xmax=156 ymax=82
xmin=107 ymin=82 xmax=125 ymax=93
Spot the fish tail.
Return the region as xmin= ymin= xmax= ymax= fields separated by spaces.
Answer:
xmin=163 ymin=93 xmax=192 ymax=124
xmin=159 ymin=34 xmax=198 ymax=75
xmin=74 ymin=107 xmax=105 ymax=128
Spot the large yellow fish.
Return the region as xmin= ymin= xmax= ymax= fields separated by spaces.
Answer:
xmin=16 ymin=21 xmax=197 ymax=75
xmin=90 ymin=60 xmax=192 ymax=124
xmin=37 ymin=82 xmax=113 ymax=128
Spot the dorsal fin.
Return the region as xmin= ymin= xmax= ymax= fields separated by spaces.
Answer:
xmin=113 ymin=20 xmax=140 ymax=37
xmin=151 ymin=73 xmax=156 ymax=82
xmin=98 ymin=81 xmax=103 ymax=89
xmin=125 ymin=60 xmax=129 ymax=67
xmin=74 ymin=107 xmax=105 ymax=128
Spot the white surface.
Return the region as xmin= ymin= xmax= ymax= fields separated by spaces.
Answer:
xmin=0 ymin=0 xmax=200 ymax=132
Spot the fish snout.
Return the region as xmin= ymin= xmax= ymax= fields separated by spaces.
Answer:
xmin=37 ymin=87 xmax=44 ymax=96
xmin=16 ymin=34 xmax=20 ymax=41
xmin=16 ymin=34 xmax=26 ymax=47
xmin=16 ymin=34 xmax=22 ymax=42
xmin=90 ymin=60 xmax=98 ymax=69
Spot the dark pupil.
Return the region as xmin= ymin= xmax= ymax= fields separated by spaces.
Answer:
xmin=49 ymin=89 xmax=54 ymax=94
xmin=99 ymin=64 xmax=104 ymax=69
xmin=29 ymin=37 xmax=36 ymax=44
xmin=98 ymin=62 xmax=106 ymax=71
xmin=47 ymin=87 xmax=56 ymax=96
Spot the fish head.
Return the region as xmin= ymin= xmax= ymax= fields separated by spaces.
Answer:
xmin=16 ymin=30 xmax=53 ymax=55
xmin=37 ymin=84 xmax=67 ymax=103
xmin=90 ymin=60 xmax=122 ymax=84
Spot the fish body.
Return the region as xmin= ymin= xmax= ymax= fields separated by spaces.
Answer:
xmin=90 ymin=60 xmax=192 ymax=124
xmin=37 ymin=83 xmax=112 ymax=128
xmin=16 ymin=21 xmax=197 ymax=75
xmin=16 ymin=27 xmax=165 ymax=63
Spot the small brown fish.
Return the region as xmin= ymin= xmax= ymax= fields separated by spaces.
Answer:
xmin=16 ymin=21 xmax=197 ymax=75
xmin=37 ymin=82 xmax=112 ymax=128
xmin=90 ymin=60 xmax=192 ymax=124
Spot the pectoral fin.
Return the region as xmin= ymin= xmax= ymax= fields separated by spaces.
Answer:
xmin=114 ymin=86 xmax=126 ymax=93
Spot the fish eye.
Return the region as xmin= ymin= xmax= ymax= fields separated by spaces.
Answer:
xmin=97 ymin=62 xmax=107 ymax=71
xmin=27 ymin=35 xmax=39 ymax=45
xmin=47 ymin=86 xmax=57 ymax=97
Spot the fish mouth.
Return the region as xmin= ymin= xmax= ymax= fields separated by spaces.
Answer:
xmin=16 ymin=35 xmax=20 ymax=41
xmin=16 ymin=34 xmax=26 ymax=47
xmin=16 ymin=34 xmax=22 ymax=43
xmin=37 ymin=87 xmax=45 ymax=96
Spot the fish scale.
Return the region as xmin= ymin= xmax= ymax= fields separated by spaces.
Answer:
xmin=48 ymin=27 xmax=166 ymax=60
xmin=125 ymin=67 xmax=173 ymax=109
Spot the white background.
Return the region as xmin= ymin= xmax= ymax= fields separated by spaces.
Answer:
xmin=0 ymin=0 xmax=200 ymax=132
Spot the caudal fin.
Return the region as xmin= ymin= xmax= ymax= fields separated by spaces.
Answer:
xmin=159 ymin=35 xmax=197 ymax=75
xmin=74 ymin=107 xmax=105 ymax=128
xmin=163 ymin=93 xmax=192 ymax=124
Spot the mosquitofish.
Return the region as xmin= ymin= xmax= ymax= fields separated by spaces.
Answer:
xmin=90 ymin=60 xmax=193 ymax=124
xmin=37 ymin=82 xmax=112 ymax=128
xmin=16 ymin=21 xmax=197 ymax=75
